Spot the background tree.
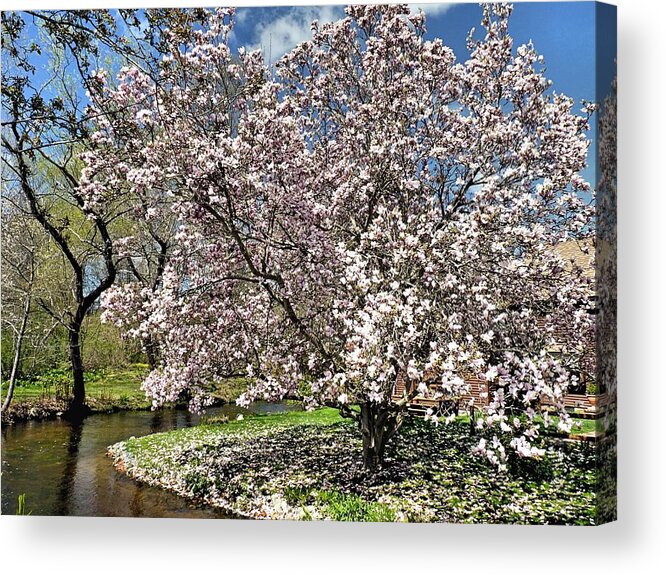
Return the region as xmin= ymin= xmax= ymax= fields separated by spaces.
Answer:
xmin=85 ymin=4 xmax=596 ymax=470
xmin=2 ymin=12 xmax=116 ymax=414
xmin=1 ymin=208 xmax=42 ymax=411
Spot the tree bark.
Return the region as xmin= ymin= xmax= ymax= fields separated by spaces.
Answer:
xmin=144 ymin=334 xmax=158 ymax=371
xmin=67 ymin=319 xmax=87 ymax=418
xmin=359 ymin=402 xmax=404 ymax=471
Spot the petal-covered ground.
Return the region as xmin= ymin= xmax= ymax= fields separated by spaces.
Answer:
xmin=108 ymin=409 xmax=597 ymax=524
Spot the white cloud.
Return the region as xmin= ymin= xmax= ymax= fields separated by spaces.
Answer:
xmin=409 ymin=3 xmax=454 ymax=18
xmin=247 ymin=4 xmax=453 ymax=64
xmin=251 ymin=6 xmax=343 ymax=63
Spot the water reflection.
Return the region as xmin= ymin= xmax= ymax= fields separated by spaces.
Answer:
xmin=54 ymin=419 xmax=83 ymax=516
xmin=1 ymin=401 xmax=301 ymax=517
xmin=149 ymin=409 xmax=164 ymax=434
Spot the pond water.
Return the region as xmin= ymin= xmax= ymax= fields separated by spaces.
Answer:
xmin=1 ymin=401 xmax=301 ymax=517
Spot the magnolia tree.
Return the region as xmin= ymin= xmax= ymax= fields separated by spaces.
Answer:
xmin=83 ymin=4 xmax=596 ymax=470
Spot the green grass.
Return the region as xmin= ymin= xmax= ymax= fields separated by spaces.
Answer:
xmin=115 ymin=408 xmax=399 ymax=522
xmin=208 ymin=376 xmax=253 ymax=403
xmin=86 ymin=365 xmax=150 ymax=406
xmin=314 ymin=490 xmax=397 ymax=522
xmin=568 ymin=418 xmax=599 ymax=435
xmin=1 ymin=364 xmax=150 ymax=406
xmin=123 ymin=407 xmax=343 ymax=455
xmin=118 ymin=409 xmax=341 ymax=484
xmin=235 ymin=407 xmax=343 ymax=427
xmin=1 ymin=365 xmax=256 ymax=414
xmin=16 ymin=493 xmax=31 ymax=516
xmin=276 ymin=486 xmax=398 ymax=521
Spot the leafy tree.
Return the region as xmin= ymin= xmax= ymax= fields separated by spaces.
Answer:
xmin=1 ymin=209 xmax=41 ymax=411
xmin=2 ymin=10 xmax=120 ymax=415
xmin=84 ymin=4 xmax=595 ymax=469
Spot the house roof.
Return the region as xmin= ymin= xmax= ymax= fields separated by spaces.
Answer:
xmin=553 ymin=239 xmax=595 ymax=279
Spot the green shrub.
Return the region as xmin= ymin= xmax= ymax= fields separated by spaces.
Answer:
xmin=586 ymin=381 xmax=598 ymax=395
xmin=210 ymin=376 xmax=251 ymax=403
xmin=1 ymin=325 xmax=69 ymax=380
xmin=283 ymin=485 xmax=311 ymax=506
xmin=316 ymin=490 xmax=396 ymax=522
xmin=35 ymin=367 xmax=72 ymax=399
xmin=81 ymin=314 xmax=145 ymax=370
xmin=184 ymin=472 xmax=212 ymax=498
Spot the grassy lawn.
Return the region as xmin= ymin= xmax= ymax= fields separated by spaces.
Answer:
xmin=110 ymin=407 xmax=598 ymax=524
xmin=568 ymin=418 xmax=599 ymax=435
xmin=1 ymin=364 xmax=150 ymax=408
xmin=86 ymin=365 xmax=151 ymax=408
xmin=1 ymin=365 xmax=254 ymax=414
xmin=208 ymin=376 xmax=253 ymax=404
xmin=119 ymin=408 xmax=344 ymax=455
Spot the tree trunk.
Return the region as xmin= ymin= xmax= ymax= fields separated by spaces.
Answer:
xmin=359 ymin=403 xmax=404 ymax=471
xmin=1 ymin=293 xmax=31 ymax=413
xmin=67 ymin=321 xmax=87 ymax=418
xmin=144 ymin=335 xmax=158 ymax=371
